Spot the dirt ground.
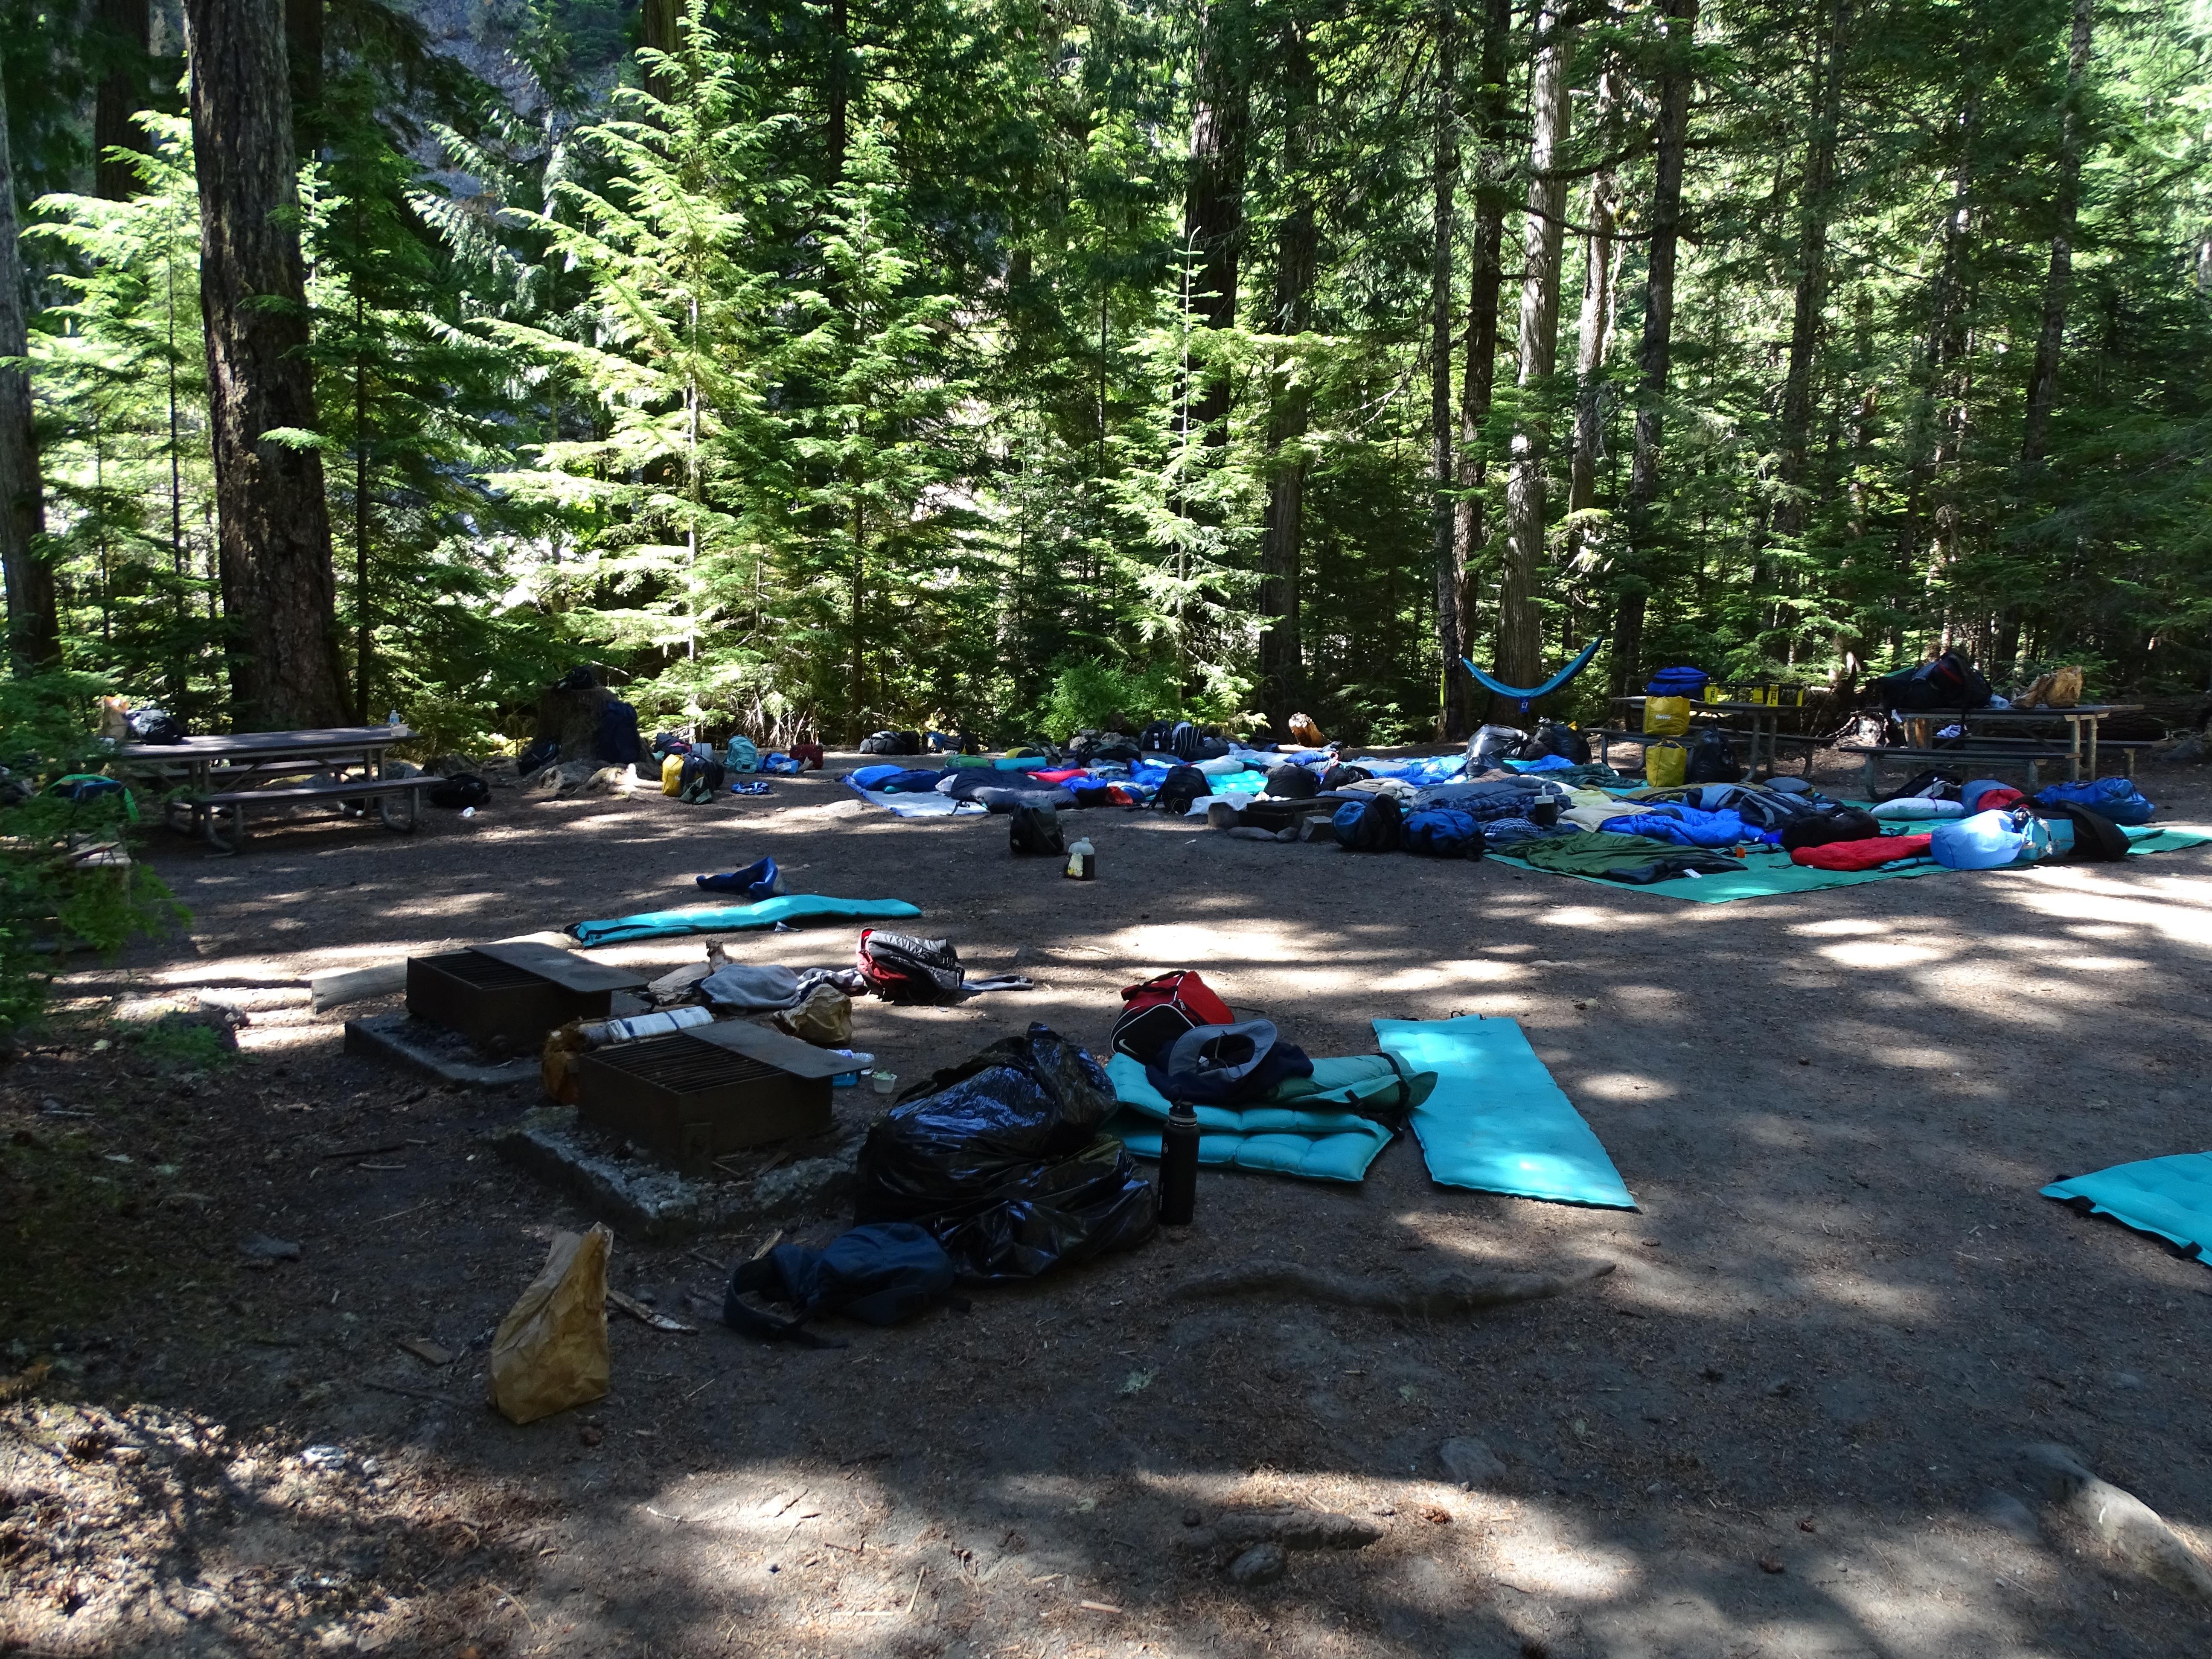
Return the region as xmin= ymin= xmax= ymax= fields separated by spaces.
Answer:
xmin=5 ymin=750 xmax=2212 ymax=1658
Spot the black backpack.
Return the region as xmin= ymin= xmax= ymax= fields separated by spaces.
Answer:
xmin=1875 ymin=767 xmax=1963 ymax=804
xmin=1009 ymin=804 xmax=1065 ymax=855
xmin=1779 ymin=806 xmax=1879 ymax=852
xmin=1884 ymin=649 xmax=1992 ymax=712
xmin=125 ymin=707 xmax=187 ymax=744
xmin=723 ymin=1223 xmax=961 ymax=1348
xmin=1320 ymin=763 xmax=1371 ymax=791
xmin=1685 ymin=729 xmax=1743 ymax=784
xmin=2042 ymin=801 xmax=2131 ymax=862
xmin=1265 ymin=763 xmax=1318 ymax=799
xmin=1138 ymin=719 xmax=1175 ymax=754
xmin=1155 ymin=764 xmax=1210 ymax=813
xmin=1170 ymin=721 xmax=1201 ymax=761
xmin=427 ymin=774 xmax=491 ymax=809
xmin=677 ymin=753 xmax=726 ymax=803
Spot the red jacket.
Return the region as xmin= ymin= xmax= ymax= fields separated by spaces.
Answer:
xmin=1790 ymin=833 xmax=1932 ymax=871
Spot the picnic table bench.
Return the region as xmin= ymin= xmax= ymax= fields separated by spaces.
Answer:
xmin=1604 ymin=697 xmax=1826 ymax=776
xmin=113 ymin=725 xmax=431 ymax=853
xmin=1840 ymin=703 xmax=2144 ymax=797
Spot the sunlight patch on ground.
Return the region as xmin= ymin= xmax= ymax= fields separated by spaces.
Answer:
xmin=1576 ymin=1071 xmax=1677 ymax=1102
xmin=1818 ymin=939 xmax=1944 ymax=969
xmin=1531 ymin=905 xmax=1635 ymax=930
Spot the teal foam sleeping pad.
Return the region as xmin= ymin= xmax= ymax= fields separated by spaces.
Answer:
xmin=2043 ymin=1153 xmax=2212 ymax=1263
xmin=1102 ymin=1054 xmax=1397 ymax=1183
xmin=1374 ymin=1016 xmax=1636 ymax=1209
xmin=571 ymin=895 xmax=922 ymax=947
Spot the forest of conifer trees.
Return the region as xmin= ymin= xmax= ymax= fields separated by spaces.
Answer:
xmin=4 ymin=0 xmax=2209 ymax=746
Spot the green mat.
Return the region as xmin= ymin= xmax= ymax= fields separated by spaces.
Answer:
xmin=570 ymin=895 xmax=922 ymax=946
xmin=1492 ymin=823 xmax=2212 ymax=904
xmin=2044 ymin=1153 xmax=2212 ymax=1264
xmin=1373 ymin=1016 xmax=1636 ymax=1209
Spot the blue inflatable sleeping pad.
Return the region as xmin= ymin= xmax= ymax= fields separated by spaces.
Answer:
xmin=1373 ymin=1016 xmax=1636 ymax=1209
xmin=571 ymin=895 xmax=922 ymax=947
xmin=1103 ymin=1054 xmax=1399 ymax=1183
xmin=2043 ymin=1153 xmax=2212 ymax=1263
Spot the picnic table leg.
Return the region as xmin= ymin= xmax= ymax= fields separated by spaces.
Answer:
xmin=378 ymin=786 xmax=418 ymax=834
xmin=1863 ymin=754 xmax=1876 ymax=799
xmin=2084 ymin=716 xmax=2098 ymax=780
xmin=203 ymin=800 xmax=245 ymax=855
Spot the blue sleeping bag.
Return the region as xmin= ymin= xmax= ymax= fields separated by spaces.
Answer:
xmin=1606 ymin=804 xmax=1773 ymax=847
xmin=2034 ymin=777 xmax=2155 ymax=825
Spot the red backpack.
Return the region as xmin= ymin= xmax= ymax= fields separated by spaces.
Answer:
xmin=1112 ymin=971 xmax=1234 ymax=1064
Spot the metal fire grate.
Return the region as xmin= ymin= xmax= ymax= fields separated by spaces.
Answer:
xmin=412 ymin=950 xmax=546 ymax=990
xmin=574 ymin=1031 xmax=833 ymax=1172
xmin=404 ymin=943 xmax=645 ymax=1053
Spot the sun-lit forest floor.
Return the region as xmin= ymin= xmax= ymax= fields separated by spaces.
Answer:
xmin=6 ymin=753 xmax=2212 ymax=1658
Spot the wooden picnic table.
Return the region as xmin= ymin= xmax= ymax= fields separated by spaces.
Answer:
xmin=112 ymin=725 xmax=430 ymax=853
xmin=1890 ymin=704 xmax=2140 ymax=783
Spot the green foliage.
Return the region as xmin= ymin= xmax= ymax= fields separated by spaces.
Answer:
xmin=0 ymin=674 xmax=186 ymax=1034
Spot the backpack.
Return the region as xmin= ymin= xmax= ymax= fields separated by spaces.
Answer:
xmin=1265 ymin=763 xmax=1318 ymax=800
xmin=1874 ymin=767 xmax=1963 ymax=804
xmin=124 ymin=707 xmax=186 ymax=744
xmin=1883 ymin=649 xmax=1992 ymax=712
xmin=1320 ymin=763 xmax=1371 ymax=791
xmin=858 ymin=730 xmax=909 ymax=755
xmin=1401 ymin=807 xmax=1486 ymax=859
xmin=1155 ymin=764 xmax=1210 ymax=813
xmin=855 ymin=929 xmax=966 ymax=1004
xmin=1113 ymin=971 xmax=1236 ymax=1065
xmin=1138 ymin=719 xmax=1176 ymax=754
xmin=677 ymin=753 xmax=727 ymax=803
xmin=1332 ymin=794 xmax=1403 ymax=852
xmin=427 ymin=774 xmax=491 ymax=809
xmin=724 ymin=735 xmax=760 ymax=772
xmin=1522 ymin=720 xmax=1589 ymax=764
xmin=1778 ymin=806 xmax=1880 ymax=852
xmin=724 ymin=1223 xmax=960 ymax=1346
xmin=1930 ymin=808 xmax=2050 ymax=870
xmin=595 ymin=698 xmax=643 ymax=767
xmin=1170 ymin=721 xmax=1200 ymax=761
xmin=2040 ymin=801 xmax=2131 ymax=862
xmin=1008 ymin=804 xmax=1065 ymax=855
xmin=1685 ymin=729 xmax=1743 ymax=783
xmin=517 ymin=738 xmax=559 ymax=777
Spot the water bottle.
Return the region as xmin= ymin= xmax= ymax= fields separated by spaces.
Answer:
xmin=1158 ymin=1101 xmax=1199 ymax=1225
xmin=385 ymin=709 xmax=402 ymax=728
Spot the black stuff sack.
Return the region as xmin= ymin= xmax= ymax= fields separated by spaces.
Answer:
xmin=2042 ymin=801 xmax=2131 ymax=862
xmin=1265 ymin=763 xmax=1318 ymax=800
xmin=1779 ymin=806 xmax=1880 ymax=851
xmin=723 ymin=1223 xmax=961 ymax=1347
xmin=1320 ymin=762 xmax=1372 ymax=791
xmin=427 ymin=774 xmax=491 ymax=809
xmin=125 ymin=707 xmax=187 ymax=744
xmin=855 ymin=928 xmax=966 ymax=1004
xmin=853 ymin=1025 xmax=1158 ymax=1282
xmin=1155 ymin=764 xmax=1210 ymax=814
xmin=1009 ymin=803 xmax=1066 ymax=855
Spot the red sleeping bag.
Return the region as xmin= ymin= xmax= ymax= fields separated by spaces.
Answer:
xmin=1791 ymin=833 xmax=1932 ymax=871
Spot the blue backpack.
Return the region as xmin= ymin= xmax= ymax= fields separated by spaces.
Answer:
xmin=1333 ymin=794 xmax=1403 ymax=852
xmin=2034 ymin=777 xmax=2154 ymax=826
xmin=1402 ymin=807 xmax=1484 ymax=858
xmin=723 ymin=1223 xmax=961 ymax=1347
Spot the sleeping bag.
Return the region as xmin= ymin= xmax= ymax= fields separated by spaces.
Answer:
xmin=1790 ymin=833 xmax=1933 ymax=871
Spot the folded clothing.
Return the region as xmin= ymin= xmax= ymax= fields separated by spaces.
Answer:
xmin=1481 ymin=816 xmax=1574 ymax=847
xmin=1790 ymin=832 xmax=1932 ymax=871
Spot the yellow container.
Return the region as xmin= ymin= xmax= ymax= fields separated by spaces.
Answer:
xmin=661 ymin=752 xmax=686 ymax=796
xmin=1645 ymin=739 xmax=1688 ymax=788
xmin=1645 ymin=696 xmax=1692 ymax=736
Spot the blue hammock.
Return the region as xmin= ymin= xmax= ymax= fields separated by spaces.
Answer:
xmin=1461 ymin=638 xmax=1606 ymax=713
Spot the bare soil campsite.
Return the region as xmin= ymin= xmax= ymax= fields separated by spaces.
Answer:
xmin=6 ymin=754 xmax=2211 ymax=1659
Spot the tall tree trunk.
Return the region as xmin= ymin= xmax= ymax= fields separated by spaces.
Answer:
xmin=1430 ymin=0 xmax=1464 ymax=737
xmin=1184 ymin=0 xmax=1249 ymax=439
xmin=286 ymin=0 xmax=321 ymax=161
xmin=1258 ymin=19 xmax=1316 ymax=728
xmin=642 ymin=0 xmax=681 ymax=108
xmin=1564 ymin=66 xmax=1622 ymax=576
xmin=185 ymin=0 xmax=348 ymax=728
xmin=0 ymin=73 xmax=57 ymax=672
xmin=1774 ymin=0 xmax=1849 ymax=541
xmin=2001 ymin=0 xmax=2095 ymax=674
xmin=1924 ymin=62 xmax=1980 ymax=648
xmin=1453 ymin=0 xmax=1510 ymax=701
xmin=1496 ymin=4 xmax=1572 ymax=708
xmin=95 ymin=0 xmax=154 ymax=200
xmin=826 ymin=0 xmax=850 ymax=181
xmin=1610 ymin=0 xmax=1697 ymax=697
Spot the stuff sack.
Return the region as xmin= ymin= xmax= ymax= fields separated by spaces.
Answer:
xmin=1332 ymin=793 xmax=1403 ymax=852
xmin=124 ymin=706 xmax=187 ymax=744
xmin=2041 ymin=801 xmax=2131 ymax=862
xmin=660 ymin=751 xmax=686 ymax=796
xmin=1642 ymin=696 xmax=1692 ymax=737
xmin=1155 ymin=763 xmax=1211 ymax=813
xmin=1930 ymin=808 xmax=2050 ymax=870
xmin=1685 ymin=728 xmax=1743 ymax=783
xmin=1644 ymin=665 xmax=1709 ymax=700
xmin=1644 ymin=739 xmax=1687 ymax=788
xmin=1320 ymin=762 xmax=1373 ymax=791
xmin=1265 ymin=763 xmax=1318 ymax=799
xmin=595 ymin=698 xmax=643 ymax=768
xmin=724 ymin=1223 xmax=959 ymax=1344
xmin=2034 ymin=776 xmax=2154 ymax=826
xmin=487 ymin=1224 xmax=611 ymax=1425
xmin=855 ymin=928 xmax=967 ymax=1004
xmin=724 ymin=735 xmax=760 ymax=772
xmin=677 ymin=752 xmax=727 ymax=803
xmin=1790 ymin=832 xmax=1933 ymax=871
xmin=852 ymin=1025 xmax=1156 ymax=1281
xmin=1401 ymin=807 xmax=1486 ymax=859
xmin=427 ymin=774 xmax=491 ymax=809
xmin=858 ymin=730 xmax=909 ymax=755
xmin=1009 ymin=803 xmax=1066 ymax=855
xmin=1778 ymin=806 xmax=1880 ymax=852
xmin=1113 ymin=970 xmax=1236 ymax=1065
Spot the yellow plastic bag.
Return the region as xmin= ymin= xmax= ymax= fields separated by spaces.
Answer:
xmin=1645 ymin=739 xmax=1688 ymax=789
xmin=661 ymin=752 xmax=685 ymax=796
xmin=1644 ymin=696 xmax=1691 ymax=737
xmin=489 ymin=1224 xmax=611 ymax=1425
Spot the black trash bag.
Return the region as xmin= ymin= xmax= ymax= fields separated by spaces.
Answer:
xmin=853 ymin=1025 xmax=1158 ymax=1282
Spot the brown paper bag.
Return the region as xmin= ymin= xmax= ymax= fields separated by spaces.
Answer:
xmin=488 ymin=1224 xmax=611 ymax=1424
